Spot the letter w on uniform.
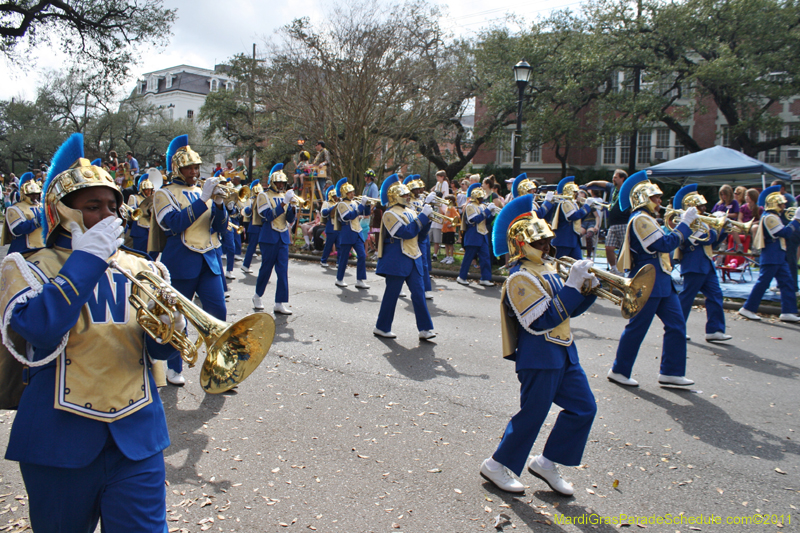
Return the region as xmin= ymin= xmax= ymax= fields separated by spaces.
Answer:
xmin=86 ymin=271 xmax=130 ymax=324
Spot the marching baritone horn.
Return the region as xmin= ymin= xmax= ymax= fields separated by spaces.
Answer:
xmin=109 ymin=260 xmax=275 ymax=394
xmin=544 ymin=254 xmax=656 ymax=319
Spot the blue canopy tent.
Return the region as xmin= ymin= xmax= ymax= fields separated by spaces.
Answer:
xmin=646 ymin=145 xmax=791 ymax=189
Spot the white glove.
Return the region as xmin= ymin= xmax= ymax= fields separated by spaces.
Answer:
xmin=200 ymin=177 xmax=221 ymax=203
xmin=421 ymin=204 xmax=433 ymax=217
xmin=545 ymin=191 xmax=555 ymax=202
xmin=565 ymin=259 xmax=594 ymax=291
xmin=425 ymin=191 xmax=437 ymax=204
xmin=794 ymin=208 xmax=800 ymax=221
xmin=226 ymin=200 xmax=235 ymax=211
xmin=681 ymin=206 xmax=698 ymax=226
xmin=489 ymin=203 xmax=501 ymax=214
xmin=584 ymin=197 xmax=597 ymax=207
xmin=158 ymin=310 xmax=187 ymax=341
xmin=285 ymin=190 xmax=295 ymax=203
xmin=361 ymin=195 xmax=369 ymax=205
xmin=70 ymin=218 xmax=124 ymax=260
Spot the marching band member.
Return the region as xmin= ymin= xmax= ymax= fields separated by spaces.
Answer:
xmin=126 ymin=174 xmax=154 ymax=257
xmin=0 ymin=133 xmax=178 ymax=531
xmin=1 ymin=172 xmax=44 ymax=255
xmin=609 ymin=171 xmax=695 ymax=387
xmin=151 ymin=134 xmax=228 ymax=386
xmin=545 ymin=176 xmax=599 ymax=260
xmin=240 ymin=179 xmax=263 ymax=274
xmin=510 ymin=172 xmax=555 ymax=219
xmin=374 ymin=174 xmax=436 ymax=340
xmin=320 ymin=185 xmax=340 ymax=267
xmin=673 ymin=185 xmax=731 ymax=342
xmin=457 ymin=183 xmax=499 ymax=286
xmin=480 ymin=194 xmax=597 ymax=495
xmin=404 ymin=175 xmax=437 ymax=299
xmin=252 ymin=164 xmax=295 ymax=315
xmin=334 ymin=177 xmax=371 ymax=288
xmin=738 ymin=185 xmax=800 ymax=322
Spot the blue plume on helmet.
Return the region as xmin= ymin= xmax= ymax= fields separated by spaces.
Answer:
xmin=467 ymin=183 xmax=480 ymax=197
xmin=18 ymin=172 xmax=34 ymax=187
xmin=251 ymin=179 xmax=260 ymax=188
xmin=335 ymin=177 xmax=348 ymax=197
xmin=41 ymin=133 xmax=85 ymax=239
xmin=511 ymin=173 xmax=528 ymax=199
xmin=619 ymin=170 xmax=649 ymax=211
xmin=266 ymin=163 xmax=284 ymax=186
xmin=673 ymin=184 xmax=697 ymax=209
xmin=90 ymin=158 xmax=102 ymax=166
xmin=166 ymin=134 xmax=188 ymax=174
xmin=403 ymin=175 xmax=415 ymax=186
xmin=556 ymin=176 xmax=575 ymax=194
xmin=759 ymin=185 xmax=781 ymax=207
xmin=380 ymin=174 xmax=400 ymax=206
xmin=137 ymin=173 xmax=150 ymax=191
xmin=492 ymin=195 xmax=534 ymax=257
xmin=324 ymin=185 xmax=334 ymax=199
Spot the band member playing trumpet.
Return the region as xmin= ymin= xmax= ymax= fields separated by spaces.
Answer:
xmin=320 ymin=185 xmax=339 ymax=267
xmin=374 ymin=174 xmax=436 ymax=340
xmin=404 ymin=175 xmax=437 ymax=299
xmin=152 ymin=134 xmax=229 ymax=386
xmin=510 ymin=172 xmax=555 ymax=219
xmin=480 ymin=194 xmax=597 ymax=495
xmin=0 ymin=133 xmax=179 ymax=531
xmin=252 ymin=164 xmax=295 ymax=315
xmin=545 ymin=176 xmax=599 ymax=260
xmin=609 ymin=171 xmax=695 ymax=387
xmin=457 ymin=183 xmax=499 ymax=286
xmin=1 ymin=172 xmax=44 ymax=256
xmin=334 ymin=177 xmax=371 ymax=288
xmin=738 ymin=185 xmax=800 ymax=322
xmin=672 ymin=184 xmax=731 ymax=342
xmin=240 ymin=179 xmax=263 ymax=274
xmin=126 ymin=174 xmax=154 ymax=257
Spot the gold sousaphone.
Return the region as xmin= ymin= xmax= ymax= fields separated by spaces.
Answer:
xmin=545 ymin=254 xmax=656 ymax=319
xmin=109 ymin=260 xmax=275 ymax=393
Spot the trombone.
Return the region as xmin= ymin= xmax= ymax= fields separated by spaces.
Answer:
xmin=545 ymin=254 xmax=655 ymax=319
xmin=109 ymin=260 xmax=275 ymax=394
xmin=119 ymin=203 xmax=142 ymax=222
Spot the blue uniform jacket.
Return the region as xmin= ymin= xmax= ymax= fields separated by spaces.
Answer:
xmin=338 ymin=203 xmax=371 ymax=245
xmin=243 ymin=204 xmax=261 ymax=236
xmin=7 ymin=208 xmax=42 ymax=255
xmin=158 ymin=185 xmax=228 ymax=280
xmin=549 ymin=202 xmax=592 ymax=250
xmin=627 ymin=210 xmax=691 ymax=298
xmin=760 ymin=214 xmax=800 ymax=265
xmin=463 ymin=204 xmax=494 ymax=247
xmin=375 ymin=212 xmax=431 ymax=278
xmin=257 ymin=196 xmax=296 ymax=245
xmin=321 ymin=203 xmax=337 ymax=235
xmin=676 ymin=228 xmax=725 ymax=276
xmin=5 ymin=239 xmax=174 ymax=468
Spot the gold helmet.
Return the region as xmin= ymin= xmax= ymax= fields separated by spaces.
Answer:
xmin=381 ymin=174 xmax=409 ymax=207
xmin=621 ymin=171 xmax=662 ymax=216
xmin=759 ymin=185 xmax=786 ymax=213
xmin=268 ymin=163 xmax=288 ymax=189
xmin=557 ymin=176 xmax=579 ymax=197
xmin=250 ymin=179 xmax=263 ymax=198
xmin=467 ymin=183 xmax=485 ymax=203
xmin=42 ymin=133 xmax=122 ymax=246
xmin=19 ymin=172 xmax=42 ymax=199
xmin=336 ymin=178 xmax=354 ymax=196
xmin=166 ymin=134 xmax=202 ymax=179
xmin=673 ymin=184 xmax=706 ymax=210
xmin=493 ymin=195 xmax=554 ymax=263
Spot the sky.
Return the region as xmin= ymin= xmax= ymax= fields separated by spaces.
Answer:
xmin=0 ymin=0 xmax=586 ymax=101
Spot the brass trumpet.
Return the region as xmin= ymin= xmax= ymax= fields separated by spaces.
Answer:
xmin=228 ymin=222 xmax=245 ymax=235
xmin=535 ymin=193 xmax=575 ymax=202
xmin=119 ymin=203 xmax=142 ymax=222
xmin=353 ymin=196 xmax=382 ymax=205
xmin=287 ymin=194 xmax=306 ymax=207
xmin=786 ymin=207 xmax=797 ymax=220
xmin=663 ymin=207 xmax=728 ymax=241
xmin=545 ymin=255 xmax=656 ymax=319
xmin=109 ymin=261 xmax=275 ymax=394
xmin=723 ymin=217 xmax=754 ymax=235
xmin=424 ymin=195 xmax=451 ymax=207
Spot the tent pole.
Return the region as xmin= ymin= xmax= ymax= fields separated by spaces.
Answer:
xmin=761 ymin=172 xmax=766 ymax=189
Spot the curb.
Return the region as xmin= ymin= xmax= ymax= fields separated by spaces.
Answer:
xmin=288 ymin=251 xmax=784 ymax=316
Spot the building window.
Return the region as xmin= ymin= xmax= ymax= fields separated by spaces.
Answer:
xmin=166 ymin=74 xmax=173 ymax=89
xmin=619 ymin=133 xmax=631 ymax=166
xmin=168 ymin=108 xmax=174 ymax=120
xmin=721 ymin=125 xmax=732 ymax=147
xmin=603 ymin=135 xmax=617 ymax=165
xmin=762 ymin=130 xmax=780 ymax=163
xmin=187 ymin=110 xmax=194 ymax=121
xmin=656 ymin=128 xmax=670 ymax=148
xmin=211 ymin=79 xmax=218 ymax=92
xmin=637 ymin=130 xmax=652 ymax=164
xmin=226 ymin=82 xmax=234 ymax=91
xmin=674 ymin=126 xmax=690 ymax=158
xmin=525 ymin=145 xmax=540 ymax=163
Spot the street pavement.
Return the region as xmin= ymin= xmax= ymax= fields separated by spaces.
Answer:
xmin=0 ymin=250 xmax=798 ymax=532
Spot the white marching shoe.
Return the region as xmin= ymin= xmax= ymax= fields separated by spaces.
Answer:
xmin=355 ymin=280 xmax=370 ymax=289
xmin=479 ymin=280 xmax=494 ymax=287
xmin=418 ymin=330 xmax=437 ymax=340
xmin=399 ymin=291 xmax=408 ymax=298
xmin=240 ymin=266 xmax=253 ymax=274
xmin=658 ymin=374 xmax=695 ymax=386
xmin=274 ymin=302 xmax=292 ymax=315
xmin=480 ymin=459 xmax=524 ymax=493
xmin=607 ymin=369 xmax=639 ymax=387
xmin=456 ymin=277 xmax=469 ymax=286
xmin=779 ymin=313 xmax=800 ymax=323
xmin=425 ymin=291 xmax=434 ymax=300
xmin=705 ymin=331 xmax=732 ymax=342
xmin=335 ymin=279 xmax=348 ymax=288
xmin=373 ymin=327 xmax=396 ymax=339
xmin=738 ymin=308 xmax=761 ymax=320
xmin=225 ymin=271 xmax=236 ymax=280
xmin=252 ymin=295 xmax=264 ymax=310
xmin=166 ymin=369 xmax=185 ymax=386
xmin=528 ymin=455 xmax=574 ymax=496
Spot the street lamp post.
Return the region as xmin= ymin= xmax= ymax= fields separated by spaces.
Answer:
xmin=512 ymin=60 xmax=532 ymax=178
